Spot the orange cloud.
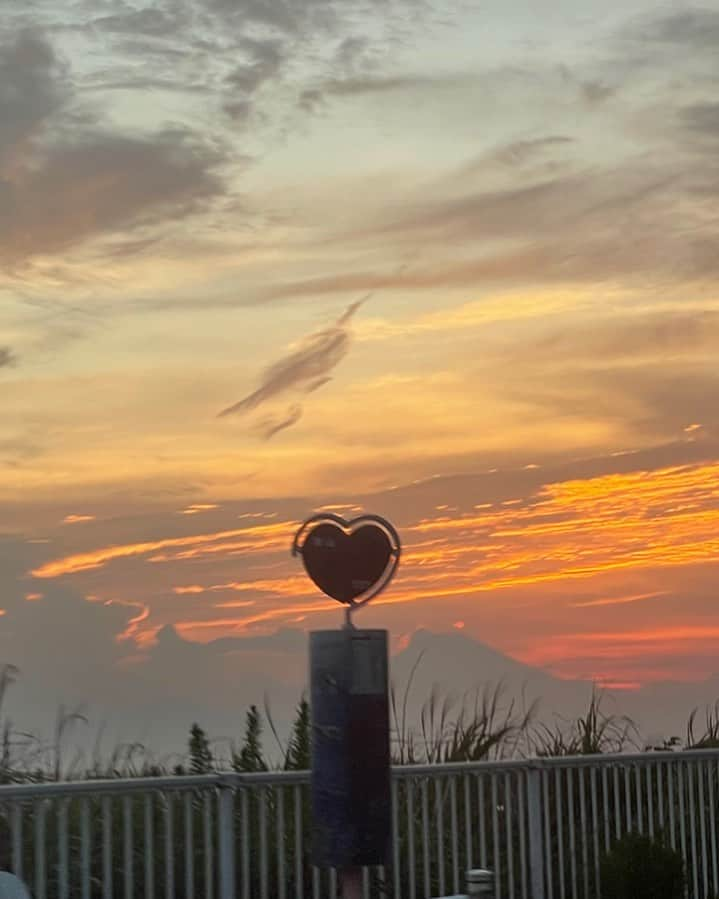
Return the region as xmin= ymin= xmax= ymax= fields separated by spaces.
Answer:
xmin=30 ymin=458 xmax=719 ymax=686
xmin=32 ymin=520 xmax=296 ymax=578
xmin=178 ymin=504 xmax=220 ymax=515
xmin=173 ymin=575 xmax=308 ymax=598
xmin=570 ymin=591 xmax=668 ymax=608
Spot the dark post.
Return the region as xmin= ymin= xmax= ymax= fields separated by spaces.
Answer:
xmin=310 ymin=629 xmax=392 ymax=874
xmin=293 ymin=513 xmax=400 ymax=897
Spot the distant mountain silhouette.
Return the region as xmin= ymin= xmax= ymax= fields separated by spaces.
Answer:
xmin=6 ymin=620 xmax=717 ymax=761
xmin=391 ymin=628 xmax=594 ymax=731
xmin=390 ymin=629 xmax=719 ymax=748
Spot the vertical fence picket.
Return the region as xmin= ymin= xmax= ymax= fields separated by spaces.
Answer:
xmin=407 ymin=778 xmax=416 ymax=899
xmin=678 ymin=763 xmax=688 ymax=881
xmin=518 ymin=770 xmax=527 ymax=899
xmin=635 ymin=764 xmax=643 ymax=832
xmin=163 ymin=792 xmax=174 ymax=899
xmin=11 ymin=803 xmax=23 ymax=881
xmin=463 ymin=774 xmax=472 ymax=877
xmin=505 ymin=772 xmax=514 ymax=899
xmin=203 ymin=792 xmax=213 ymax=899
xmin=478 ymin=775 xmax=487 ymax=870
xmin=579 ymin=768 xmax=589 ymax=899
xmin=491 ymin=774 xmax=500 ymax=899
xmin=102 ymin=796 xmax=113 ymax=899
xmin=590 ymin=767 xmax=599 ymax=899
xmin=293 ymin=785 xmax=303 ymax=899
xmin=436 ymin=776 xmax=446 ymax=897
xmin=276 ymin=787 xmax=286 ymax=899
xmin=668 ymin=762 xmax=677 ymax=850
xmin=542 ymin=769 xmax=553 ymax=899
xmin=124 ymin=795 xmax=134 ymax=899
xmin=699 ymin=761 xmax=709 ymax=899
xmin=555 ymin=768 xmax=565 ymax=899
xmin=145 ymin=793 xmax=155 ymax=899
xmin=81 ymin=798 xmax=91 ymax=899
xmin=34 ymin=800 xmax=47 ymax=899
xmin=688 ymin=764 xmax=699 ymax=899
xmin=646 ymin=764 xmax=654 ymax=838
xmin=450 ymin=776 xmax=460 ymax=894
xmin=183 ymin=792 xmax=194 ymax=899
xmin=422 ymin=778 xmax=431 ymax=898
xmin=568 ymin=768 xmax=577 ymax=899
xmin=708 ymin=758 xmax=719 ymax=895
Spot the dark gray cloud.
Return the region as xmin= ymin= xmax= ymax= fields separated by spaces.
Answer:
xmin=681 ymin=102 xmax=719 ymax=139
xmin=226 ymin=38 xmax=285 ymax=95
xmin=200 ymin=0 xmax=395 ymax=36
xmin=199 ymin=0 xmax=439 ymax=120
xmin=0 ymin=28 xmax=226 ymax=266
xmin=92 ymin=6 xmax=191 ymax=37
xmin=580 ymin=80 xmax=616 ymax=106
xmin=638 ymin=8 xmax=719 ymax=49
xmin=323 ymin=73 xmax=435 ymax=97
xmin=472 ymin=135 xmax=574 ymax=170
xmin=381 ymin=168 xmax=679 ymax=244
xmin=525 ymin=309 xmax=719 ymax=363
xmin=221 ymin=37 xmax=286 ymax=120
xmin=0 ymin=28 xmax=68 ymax=170
xmin=299 ymin=69 xmax=467 ymax=115
xmin=218 ymin=297 xmax=366 ymax=419
xmin=1 ymin=131 xmax=223 ymax=265
xmin=0 ymin=347 xmax=16 ymax=368
xmin=279 ymin=114 xmax=719 ymax=293
xmin=256 ymin=404 xmax=304 ymax=440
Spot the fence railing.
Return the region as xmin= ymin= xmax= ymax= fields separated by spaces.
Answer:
xmin=1 ymin=749 xmax=718 ymax=899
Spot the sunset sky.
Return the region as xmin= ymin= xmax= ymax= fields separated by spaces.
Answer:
xmin=2 ymin=0 xmax=719 ymax=735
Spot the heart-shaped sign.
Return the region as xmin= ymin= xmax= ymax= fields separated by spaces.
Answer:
xmin=293 ymin=515 xmax=400 ymax=606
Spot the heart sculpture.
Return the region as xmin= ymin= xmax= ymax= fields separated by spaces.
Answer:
xmin=293 ymin=515 xmax=400 ymax=606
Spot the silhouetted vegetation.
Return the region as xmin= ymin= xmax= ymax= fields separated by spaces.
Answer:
xmin=600 ymin=832 xmax=685 ymax=899
xmin=532 ymin=688 xmax=639 ymax=756
xmin=686 ymin=700 xmax=719 ymax=749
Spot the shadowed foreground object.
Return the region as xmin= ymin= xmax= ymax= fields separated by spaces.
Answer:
xmin=310 ymin=629 xmax=392 ymax=869
xmin=293 ymin=514 xmax=401 ymax=608
xmin=302 ymin=523 xmax=392 ymax=601
xmin=294 ymin=514 xmax=397 ymax=877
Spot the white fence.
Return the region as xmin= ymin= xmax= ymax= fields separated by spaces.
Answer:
xmin=1 ymin=749 xmax=718 ymax=898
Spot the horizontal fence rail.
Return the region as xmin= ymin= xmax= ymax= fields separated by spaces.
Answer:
xmin=0 ymin=750 xmax=718 ymax=898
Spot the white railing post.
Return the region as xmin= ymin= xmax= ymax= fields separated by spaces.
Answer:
xmin=527 ymin=765 xmax=546 ymax=899
xmin=218 ymin=784 xmax=235 ymax=899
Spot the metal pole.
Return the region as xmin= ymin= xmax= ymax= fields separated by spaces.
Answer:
xmin=527 ymin=767 xmax=546 ymax=899
xmin=218 ymin=786 xmax=235 ymax=899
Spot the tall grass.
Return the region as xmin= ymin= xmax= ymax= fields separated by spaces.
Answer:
xmin=531 ymin=688 xmax=640 ymax=757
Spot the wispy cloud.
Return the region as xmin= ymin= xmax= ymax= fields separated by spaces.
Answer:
xmin=31 ymin=520 xmax=296 ymax=578
xmin=0 ymin=347 xmax=16 ymax=368
xmin=571 ymin=591 xmax=668 ymax=609
xmin=256 ymin=404 xmax=303 ymax=440
xmin=217 ymin=297 xmax=366 ymax=424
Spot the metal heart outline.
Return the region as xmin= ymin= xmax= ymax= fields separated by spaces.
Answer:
xmin=292 ymin=514 xmax=401 ymax=608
